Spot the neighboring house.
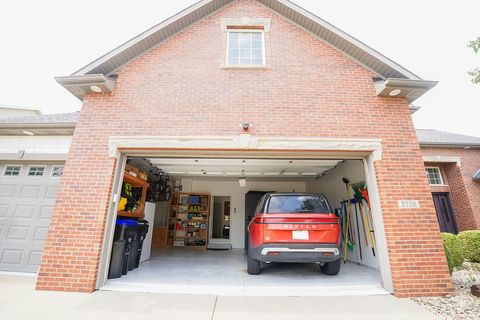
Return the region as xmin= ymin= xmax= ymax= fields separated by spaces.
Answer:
xmin=0 ymin=105 xmax=41 ymax=119
xmin=1 ymin=0 xmax=468 ymax=298
xmin=0 ymin=113 xmax=77 ymax=272
xmin=417 ymin=129 xmax=480 ymax=233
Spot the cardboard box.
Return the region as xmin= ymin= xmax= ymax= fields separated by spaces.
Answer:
xmin=138 ymin=171 xmax=148 ymax=181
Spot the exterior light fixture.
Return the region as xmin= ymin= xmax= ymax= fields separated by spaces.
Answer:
xmin=22 ymin=130 xmax=34 ymax=136
xmin=389 ymin=89 xmax=402 ymax=96
xmin=90 ymin=85 xmax=102 ymax=93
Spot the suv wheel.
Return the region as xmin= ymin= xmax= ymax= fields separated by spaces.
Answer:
xmin=320 ymin=258 xmax=341 ymax=275
xmin=247 ymin=254 xmax=261 ymax=275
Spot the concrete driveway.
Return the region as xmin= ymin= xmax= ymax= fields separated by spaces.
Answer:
xmin=0 ymin=274 xmax=439 ymax=320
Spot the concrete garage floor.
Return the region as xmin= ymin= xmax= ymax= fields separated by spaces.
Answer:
xmin=103 ymin=248 xmax=387 ymax=296
xmin=0 ymin=274 xmax=439 ymax=320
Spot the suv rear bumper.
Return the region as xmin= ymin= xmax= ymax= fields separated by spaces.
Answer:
xmin=250 ymin=243 xmax=340 ymax=263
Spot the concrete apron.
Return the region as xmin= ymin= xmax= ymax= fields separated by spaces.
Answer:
xmin=0 ymin=275 xmax=439 ymax=320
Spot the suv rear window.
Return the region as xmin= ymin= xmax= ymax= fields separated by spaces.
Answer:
xmin=266 ymin=195 xmax=330 ymax=213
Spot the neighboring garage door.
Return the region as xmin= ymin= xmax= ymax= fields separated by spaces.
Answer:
xmin=0 ymin=162 xmax=63 ymax=273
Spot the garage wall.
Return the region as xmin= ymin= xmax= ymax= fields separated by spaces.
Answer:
xmin=191 ymin=179 xmax=306 ymax=249
xmin=306 ymin=160 xmax=378 ymax=269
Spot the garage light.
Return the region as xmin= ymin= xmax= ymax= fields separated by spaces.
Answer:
xmin=301 ymin=172 xmax=317 ymax=176
xmin=90 ymin=85 xmax=102 ymax=93
xmin=226 ymin=172 xmax=241 ymax=175
xmin=239 ymin=177 xmax=246 ymax=187
xmin=283 ymin=172 xmax=299 ymax=176
xmin=389 ymin=89 xmax=402 ymax=96
xmin=264 ymin=172 xmax=279 ymax=176
xmin=208 ymin=172 xmax=223 ymax=175
xmin=22 ymin=130 xmax=34 ymax=136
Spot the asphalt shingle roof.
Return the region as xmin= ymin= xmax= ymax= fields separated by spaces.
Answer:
xmin=416 ymin=129 xmax=480 ymax=146
xmin=0 ymin=112 xmax=79 ymax=124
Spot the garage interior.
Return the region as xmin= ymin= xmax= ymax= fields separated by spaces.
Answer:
xmin=102 ymin=156 xmax=385 ymax=296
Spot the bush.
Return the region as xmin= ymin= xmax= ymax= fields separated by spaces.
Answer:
xmin=441 ymin=233 xmax=464 ymax=274
xmin=458 ymin=231 xmax=480 ymax=263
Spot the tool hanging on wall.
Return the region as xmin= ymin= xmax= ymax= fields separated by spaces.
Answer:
xmin=342 ymin=177 xmax=355 ymax=263
xmin=359 ymin=197 xmax=376 ymax=256
xmin=352 ymin=198 xmax=362 ymax=263
xmin=354 ymin=195 xmax=369 ymax=247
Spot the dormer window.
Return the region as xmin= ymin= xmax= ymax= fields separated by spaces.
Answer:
xmin=227 ymin=29 xmax=265 ymax=66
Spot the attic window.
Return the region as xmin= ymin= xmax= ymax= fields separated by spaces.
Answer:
xmin=227 ymin=29 xmax=265 ymax=66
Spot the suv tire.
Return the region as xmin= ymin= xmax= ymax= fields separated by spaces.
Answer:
xmin=320 ymin=258 xmax=341 ymax=275
xmin=247 ymin=254 xmax=261 ymax=275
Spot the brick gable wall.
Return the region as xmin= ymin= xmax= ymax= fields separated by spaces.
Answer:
xmin=422 ymin=148 xmax=480 ymax=230
xmin=36 ymin=0 xmax=452 ymax=297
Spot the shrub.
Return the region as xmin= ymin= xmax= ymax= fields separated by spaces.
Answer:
xmin=458 ymin=231 xmax=480 ymax=263
xmin=441 ymin=233 xmax=464 ymax=274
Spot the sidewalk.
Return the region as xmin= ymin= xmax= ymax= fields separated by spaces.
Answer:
xmin=0 ymin=275 xmax=439 ymax=320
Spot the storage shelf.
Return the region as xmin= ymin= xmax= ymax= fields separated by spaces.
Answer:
xmin=117 ymin=211 xmax=144 ymax=219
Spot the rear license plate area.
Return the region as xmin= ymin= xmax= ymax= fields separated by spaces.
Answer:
xmin=292 ymin=230 xmax=309 ymax=240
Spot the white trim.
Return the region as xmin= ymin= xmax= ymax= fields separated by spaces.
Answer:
xmin=226 ymin=29 xmax=266 ymax=67
xmin=220 ymin=18 xmax=272 ymax=32
xmin=2 ymin=164 xmax=23 ymax=177
xmin=51 ymin=165 xmax=65 ymax=177
xmin=425 ymin=166 xmax=445 ymax=186
xmin=107 ymin=135 xmax=383 ymax=161
xmin=363 ymin=156 xmax=393 ymax=293
xmin=423 ymin=155 xmax=461 ymax=166
xmin=26 ymin=165 xmax=47 ymax=177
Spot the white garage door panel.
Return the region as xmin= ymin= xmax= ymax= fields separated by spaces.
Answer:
xmin=0 ymin=163 xmax=61 ymax=273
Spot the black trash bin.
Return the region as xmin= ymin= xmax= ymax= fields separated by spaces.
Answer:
xmin=134 ymin=219 xmax=150 ymax=268
xmin=108 ymin=218 xmax=138 ymax=279
xmin=127 ymin=220 xmax=140 ymax=271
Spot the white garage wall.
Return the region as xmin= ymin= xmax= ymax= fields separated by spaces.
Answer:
xmin=306 ymin=160 xmax=378 ymax=269
xmin=190 ymin=179 xmax=306 ymax=249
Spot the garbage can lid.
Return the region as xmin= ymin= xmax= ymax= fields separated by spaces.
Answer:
xmin=116 ymin=218 xmax=139 ymax=226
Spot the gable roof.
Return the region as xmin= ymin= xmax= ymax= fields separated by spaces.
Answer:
xmin=416 ymin=129 xmax=480 ymax=147
xmin=57 ymin=0 xmax=437 ymax=101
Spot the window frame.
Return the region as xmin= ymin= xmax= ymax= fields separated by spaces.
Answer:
xmin=26 ymin=165 xmax=47 ymax=177
xmin=226 ymin=28 xmax=266 ymax=67
xmin=2 ymin=165 xmax=23 ymax=177
xmin=51 ymin=165 xmax=65 ymax=178
xmin=425 ymin=167 xmax=444 ymax=186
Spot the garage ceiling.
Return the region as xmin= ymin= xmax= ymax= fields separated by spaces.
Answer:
xmin=146 ymin=158 xmax=343 ymax=178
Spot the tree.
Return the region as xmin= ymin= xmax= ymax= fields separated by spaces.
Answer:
xmin=468 ymin=37 xmax=480 ymax=84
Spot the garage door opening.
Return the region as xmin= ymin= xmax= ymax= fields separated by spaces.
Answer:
xmin=101 ymin=156 xmax=387 ymax=296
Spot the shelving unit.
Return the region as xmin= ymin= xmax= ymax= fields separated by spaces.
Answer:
xmin=170 ymin=193 xmax=210 ymax=248
xmin=117 ymin=171 xmax=149 ymax=219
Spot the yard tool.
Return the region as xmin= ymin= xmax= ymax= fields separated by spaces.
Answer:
xmin=352 ymin=199 xmax=362 ymax=263
xmin=359 ymin=200 xmax=376 ymax=256
xmin=342 ymin=178 xmax=352 ymax=263
xmin=354 ymin=195 xmax=368 ymax=247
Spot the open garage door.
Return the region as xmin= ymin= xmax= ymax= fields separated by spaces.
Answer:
xmin=0 ymin=162 xmax=62 ymax=273
xmin=100 ymin=155 xmax=388 ymax=296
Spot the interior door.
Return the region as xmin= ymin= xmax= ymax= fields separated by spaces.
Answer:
xmin=244 ymin=191 xmax=268 ymax=249
xmin=432 ymin=193 xmax=458 ymax=234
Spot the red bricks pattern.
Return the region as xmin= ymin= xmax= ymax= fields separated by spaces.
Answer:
xmin=36 ymin=0 xmax=452 ymax=296
xmin=422 ymin=148 xmax=480 ymax=231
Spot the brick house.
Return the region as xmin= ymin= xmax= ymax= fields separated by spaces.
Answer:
xmin=4 ymin=0 xmax=478 ymax=298
xmin=417 ymin=129 xmax=480 ymax=232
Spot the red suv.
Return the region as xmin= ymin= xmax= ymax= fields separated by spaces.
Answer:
xmin=247 ymin=193 xmax=341 ymax=275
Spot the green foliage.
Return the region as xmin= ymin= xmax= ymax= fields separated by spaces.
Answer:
xmin=468 ymin=37 xmax=480 ymax=84
xmin=458 ymin=231 xmax=480 ymax=263
xmin=441 ymin=233 xmax=464 ymax=274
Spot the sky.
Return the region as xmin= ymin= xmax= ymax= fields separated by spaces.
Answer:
xmin=0 ymin=0 xmax=478 ymax=136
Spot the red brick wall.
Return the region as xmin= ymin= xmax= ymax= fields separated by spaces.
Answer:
xmin=37 ymin=0 xmax=452 ymax=296
xmin=422 ymin=148 xmax=480 ymax=230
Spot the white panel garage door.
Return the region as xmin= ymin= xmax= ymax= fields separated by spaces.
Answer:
xmin=0 ymin=163 xmax=63 ymax=273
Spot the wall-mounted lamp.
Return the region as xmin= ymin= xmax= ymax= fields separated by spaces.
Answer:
xmin=240 ymin=123 xmax=253 ymax=131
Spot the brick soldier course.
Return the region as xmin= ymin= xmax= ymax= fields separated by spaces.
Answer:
xmin=37 ymin=0 xmax=453 ymax=296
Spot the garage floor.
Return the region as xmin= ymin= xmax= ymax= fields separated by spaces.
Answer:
xmin=103 ymin=248 xmax=387 ymax=296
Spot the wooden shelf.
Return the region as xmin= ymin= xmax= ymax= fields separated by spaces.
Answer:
xmin=117 ymin=170 xmax=149 ymax=219
xmin=117 ymin=210 xmax=144 ymax=219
